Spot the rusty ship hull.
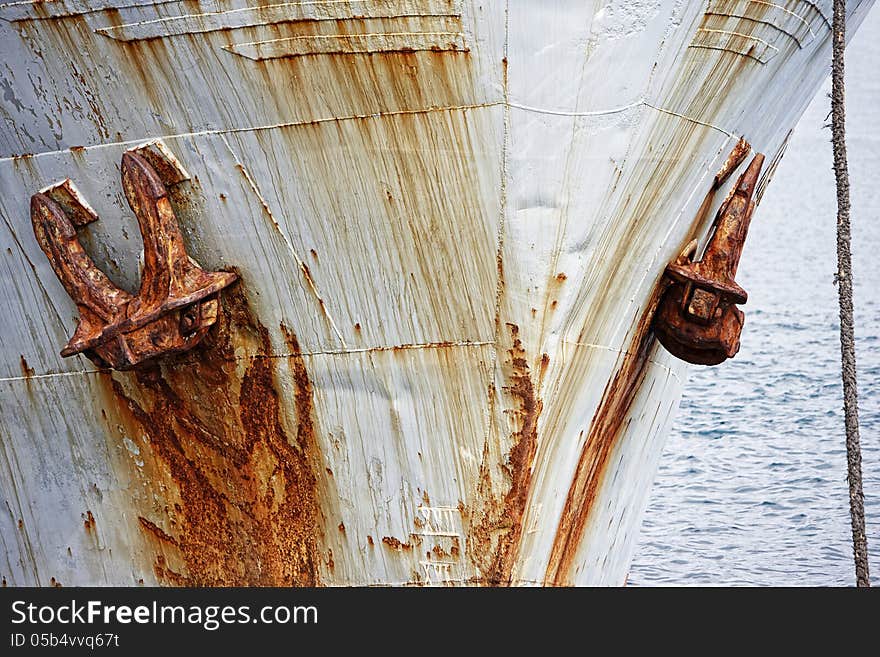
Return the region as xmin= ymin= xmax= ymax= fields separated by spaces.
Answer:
xmin=0 ymin=0 xmax=874 ymax=586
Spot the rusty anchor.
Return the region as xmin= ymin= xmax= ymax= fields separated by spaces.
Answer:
xmin=31 ymin=149 xmax=237 ymax=370
xmin=653 ymin=150 xmax=765 ymax=365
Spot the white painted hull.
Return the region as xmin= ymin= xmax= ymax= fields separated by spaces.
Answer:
xmin=0 ymin=0 xmax=873 ymax=586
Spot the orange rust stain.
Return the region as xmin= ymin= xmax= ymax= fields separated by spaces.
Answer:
xmin=544 ymin=294 xmax=661 ymax=585
xmin=468 ymin=323 xmax=543 ymax=585
xmin=49 ymin=577 xmax=62 ymax=587
xmin=338 ymin=522 xmax=345 ymax=533
xmin=82 ymin=510 xmax=95 ymax=533
xmin=537 ymin=352 xmax=551 ymax=395
xmin=382 ymin=536 xmax=412 ymax=551
xmin=661 ymin=7 xmax=766 ymax=130
xmin=367 ymin=535 xmax=374 ymax=547
xmin=301 ymin=263 xmax=315 ymax=286
xmin=555 ymin=273 xmax=567 ymax=282
xmin=153 ymin=554 xmax=186 ymax=586
xmin=138 ymin=517 xmax=178 ymax=547
xmin=99 ymin=286 xmax=324 ymax=586
xmin=19 ymin=356 xmax=34 ymax=378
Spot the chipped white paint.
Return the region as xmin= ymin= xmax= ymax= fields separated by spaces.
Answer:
xmin=37 ymin=179 xmax=100 ymax=226
xmin=128 ymin=139 xmax=192 ymax=184
xmin=0 ymin=0 xmax=874 ymax=587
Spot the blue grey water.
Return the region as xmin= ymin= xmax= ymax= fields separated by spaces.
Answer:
xmin=630 ymin=8 xmax=880 ymax=586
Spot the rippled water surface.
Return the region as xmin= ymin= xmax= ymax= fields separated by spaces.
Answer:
xmin=630 ymin=8 xmax=880 ymax=586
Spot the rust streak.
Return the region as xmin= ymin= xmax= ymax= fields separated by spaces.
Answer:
xmin=102 ymin=287 xmax=323 ymax=585
xmin=138 ymin=517 xmax=179 ymax=546
xmin=544 ymin=295 xmax=661 ymax=585
xmin=19 ymin=356 xmax=34 ymax=378
xmin=82 ymin=510 xmax=96 ymax=533
xmin=470 ymin=324 xmax=543 ymax=585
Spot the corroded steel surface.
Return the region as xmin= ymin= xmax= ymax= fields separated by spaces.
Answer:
xmin=0 ymin=0 xmax=875 ymax=587
xmin=654 ymin=149 xmax=766 ymax=365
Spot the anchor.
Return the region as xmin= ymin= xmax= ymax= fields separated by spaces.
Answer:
xmin=653 ymin=151 xmax=765 ymax=365
xmin=31 ymin=148 xmax=237 ymax=370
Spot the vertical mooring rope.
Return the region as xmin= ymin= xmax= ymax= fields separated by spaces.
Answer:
xmin=831 ymin=0 xmax=870 ymax=587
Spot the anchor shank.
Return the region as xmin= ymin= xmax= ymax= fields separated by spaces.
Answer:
xmin=122 ymin=151 xmax=193 ymax=314
xmin=698 ymin=154 xmax=764 ymax=286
